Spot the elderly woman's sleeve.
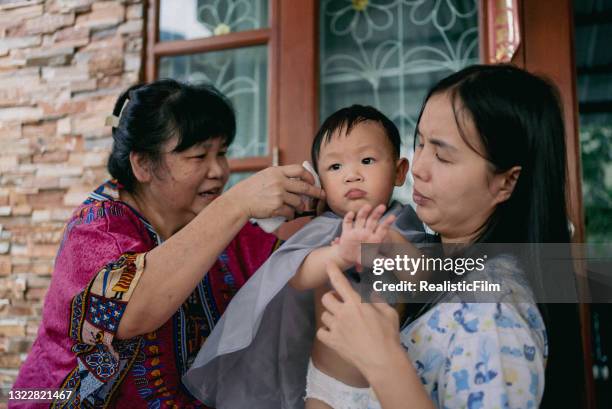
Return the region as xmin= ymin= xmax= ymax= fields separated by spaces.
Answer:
xmin=53 ymin=253 xmax=147 ymax=407
xmin=435 ymin=302 xmax=547 ymax=409
xmin=50 ymin=203 xmax=152 ymax=407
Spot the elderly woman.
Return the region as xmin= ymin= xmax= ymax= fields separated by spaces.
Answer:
xmin=12 ymin=79 xmax=323 ymax=408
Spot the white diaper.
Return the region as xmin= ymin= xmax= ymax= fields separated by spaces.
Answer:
xmin=305 ymin=359 xmax=381 ymax=409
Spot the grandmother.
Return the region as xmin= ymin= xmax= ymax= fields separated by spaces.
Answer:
xmin=12 ymin=79 xmax=323 ymax=408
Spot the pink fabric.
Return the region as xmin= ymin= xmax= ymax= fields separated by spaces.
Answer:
xmin=12 ymin=201 xmax=155 ymax=407
xmin=11 ymin=186 xmax=278 ymax=408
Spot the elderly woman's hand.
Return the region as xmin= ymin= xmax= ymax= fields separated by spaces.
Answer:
xmin=226 ymin=164 xmax=325 ymax=220
xmin=317 ymin=261 xmax=402 ymax=376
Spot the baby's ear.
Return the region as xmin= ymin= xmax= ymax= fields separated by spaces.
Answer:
xmin=394 ymin=157 xmax=409 ymax=186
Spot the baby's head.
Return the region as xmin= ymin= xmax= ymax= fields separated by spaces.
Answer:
xmin=311 ymin=105 xmax=408 ymax=216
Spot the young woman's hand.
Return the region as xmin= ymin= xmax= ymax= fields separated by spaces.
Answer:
xmin=226 ymin=165 xmax=325 ymax=220
xmin=333 ymin=204 xmax=395 ymax=271
xmin=316 ymin=260 xmax=402 ymax=376
xmin=317 ymin=261 xmax=436 ymax=409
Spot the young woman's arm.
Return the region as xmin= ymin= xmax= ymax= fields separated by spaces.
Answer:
xmin=316 ymin=261 xmax=435 ymax=409
xmin=366 ymin=346 xmax=435 ymax=409
xmin=318 ymin=260 xmax=548 ymax=408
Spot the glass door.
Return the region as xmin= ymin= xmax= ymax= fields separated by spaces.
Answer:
xmin=319 ymin=0 xmax=480 ymax=202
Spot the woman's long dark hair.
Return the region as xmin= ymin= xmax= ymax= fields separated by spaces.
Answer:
xmin=414 ymin=64 xmax=570 ymax=244
xmin=413 ymin=64 xmax=583 ymax=408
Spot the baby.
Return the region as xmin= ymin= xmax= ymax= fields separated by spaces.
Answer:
xmin=183 ymin=105 xmax=427 ymax=409
xmin=289 ymin=105 xmax=408 ymax=408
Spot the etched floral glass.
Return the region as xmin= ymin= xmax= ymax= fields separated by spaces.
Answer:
xmin=159 ymin=0 xmax=268 ymax=41
xmin=320 ymin=0 xmax=480 ymax=202
xmin=160 ymin=46 xmax=269 ymax=159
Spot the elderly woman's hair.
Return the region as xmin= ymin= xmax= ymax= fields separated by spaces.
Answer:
xmin=415 ymin=64 xmax=570 ymax=244
xmin=107 ymin=79 xmax=236 ymax=192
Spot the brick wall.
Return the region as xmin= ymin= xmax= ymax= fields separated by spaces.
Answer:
xmin=0 ymin=0 xmax=144 ymax=403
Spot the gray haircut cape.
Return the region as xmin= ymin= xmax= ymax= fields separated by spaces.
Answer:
xmin=182 ymin=202 xmax=427 ymax=408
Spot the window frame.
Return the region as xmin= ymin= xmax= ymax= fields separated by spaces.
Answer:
xmin=145 ymin=0 xmax=280 ymax=172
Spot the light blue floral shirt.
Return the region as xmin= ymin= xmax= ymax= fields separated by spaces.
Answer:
xmin=397 ymin=255 xmax=548 ymax=409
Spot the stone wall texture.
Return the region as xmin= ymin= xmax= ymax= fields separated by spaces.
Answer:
xmin=0 ymin=0 xmax=144 ymax=404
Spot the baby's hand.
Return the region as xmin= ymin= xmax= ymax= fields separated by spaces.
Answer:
xmin=334 ymin=204 xmax=396 ymax=271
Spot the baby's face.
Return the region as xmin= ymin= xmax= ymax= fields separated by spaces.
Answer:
xmin=317 ymin=121 xmax=408 ymax=216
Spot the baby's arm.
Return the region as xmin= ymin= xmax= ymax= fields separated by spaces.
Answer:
xmin=290 ymin=204 xmax=395 ymax=290
xmin=289 ymin=245 xmax=348 ymax=290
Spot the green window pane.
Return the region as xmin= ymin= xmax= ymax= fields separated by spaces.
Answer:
xmin=159 ymin=0 xmax=269 ymax=41
xmin=575 ymin=7 xmax=612 ymax=242
xmin=160 ymin=46 xmax=269 ymax=159
xmin=319 ymin=0 xmax=479 ymax=203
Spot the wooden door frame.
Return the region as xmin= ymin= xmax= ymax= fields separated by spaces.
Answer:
xmin=518 ymin=2 xmax=594 ymax=408
xmin=274 ymin=0 xmax=319 ymax=238
xmin=482 ymin=1 xmax=594 ymax=408
xmin=276 ymin=0 xmax=319 ymax=165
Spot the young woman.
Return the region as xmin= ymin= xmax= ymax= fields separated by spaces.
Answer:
xmin=316 ymin=64 xmax=582 ymax=409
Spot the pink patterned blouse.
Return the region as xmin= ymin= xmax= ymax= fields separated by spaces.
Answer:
xmin=11 ymin=180 xmax=278 ymax=408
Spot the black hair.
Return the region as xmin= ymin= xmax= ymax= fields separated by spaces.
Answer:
xmin=311 ymin=105 xmax=401 ymax=172
xmin=107 ymin=78 xmax=236 ymax=192
xmin=415 ymin=65 xmax=583 ymax=409
xmin=414 ymin=64 xmax=570 ymax=244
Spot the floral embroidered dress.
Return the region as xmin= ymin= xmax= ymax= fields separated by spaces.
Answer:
xmin=12 ymin=180 xmax=278 ymax=409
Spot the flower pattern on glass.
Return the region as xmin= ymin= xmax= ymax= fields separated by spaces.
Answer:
xmin=327 ymin=0 xmax=397 ymax=43
xmin=198 ymin=0 xmax=261 ymax=34
xmin=403 ymin=0 xmax=478 ymax=31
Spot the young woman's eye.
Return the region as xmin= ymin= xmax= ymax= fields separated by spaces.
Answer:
xmin=193 ymin=153 xmax=207 ymax=159
xmin=328 ymin=163 xmax=341 ymax=171
xmin=436 ymin=154 xmax=450 ymax=164
xmin=362 ymin=157 xmax=375 ymax=165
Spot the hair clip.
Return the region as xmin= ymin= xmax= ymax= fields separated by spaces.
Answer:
xmin=105 ymin=98 xmax=130 ymax=128
xmin=105 ymin=115 xmax=119 ymax=127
